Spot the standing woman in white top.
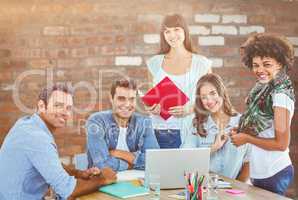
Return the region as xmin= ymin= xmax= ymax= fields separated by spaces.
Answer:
xmin=145 ymin=14 xmax=212 ymax=148
xmin=231 ymin=33 xmax=295 ymax=195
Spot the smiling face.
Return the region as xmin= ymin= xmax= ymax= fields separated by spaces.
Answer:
xmin=163 ymin=26 xmax=185 ymax=49
xmin=110 ymin=87 xmax=137 ymax=120
xmin=252 ymin=56 xmax=282 ymax=84
xmin=38 ymin=90 xmax=73 ymax=129
xmin=199 ymin=83 xmax=223 ymax=114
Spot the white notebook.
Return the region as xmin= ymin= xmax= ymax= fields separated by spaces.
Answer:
xmin=117 ymin=170 xmax=145 ymax=182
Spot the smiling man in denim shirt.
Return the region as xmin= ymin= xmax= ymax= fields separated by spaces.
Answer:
xmin=86 ymin=78 xmax=159 ymax=171
xmin=0 ymin=83 xmax=116 ymax=200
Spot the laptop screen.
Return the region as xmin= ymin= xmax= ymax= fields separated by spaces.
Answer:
xmin=145 ymin=148 xmax=210 ymax=189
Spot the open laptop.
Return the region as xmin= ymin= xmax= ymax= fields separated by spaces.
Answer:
xmin=145 ymin=148 xmax=210 ymax=189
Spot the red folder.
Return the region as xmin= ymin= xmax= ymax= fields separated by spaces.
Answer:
xmin=141 ymin=77 xmax=189 ymax=120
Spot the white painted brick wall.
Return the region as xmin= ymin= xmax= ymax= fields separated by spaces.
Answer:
xmin=210 ymin=58 xmax=223 ymax=68
xmin=137 ymin=14 xmax=163 ymax=23
xmin=287 ymin=37 xmax=298 ymax=46
xmin=56 ymin=70 xmax=65 ymax=78
xmin=239 ymin=26 xmax=265 ymax=35
xmin=222 ymin=15 xmax=247 ymax=24
xmin=43 ymin=26 xmax=68 ymax=36
xmin=195 ymin=14 xmax=220 ymax=23
xmin=144 ymin=34 xmax=160 ymax=44
xmin=115 ymin=56 xmax=142 ymax=66
xmin=0 ymin=84 xmax=14 ymax=91
xmin=84 ymin=58 xmax=102 ymax=66
xmin=189 ymin=25 xmax=210 ymax=35
xmin=212 ymin=25 xmax=237 ymax=35
xmin=198 ymin=36 xmax=225 ymax=46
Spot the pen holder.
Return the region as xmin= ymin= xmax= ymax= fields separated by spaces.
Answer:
xmin=184 ymin=171 xmax=206 ymax=200
xmin=185 ymin=186 xmax=203 ymax=200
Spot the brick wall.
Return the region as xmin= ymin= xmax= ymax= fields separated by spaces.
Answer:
xmin=0 ymin=0 xmax=298 ymax=197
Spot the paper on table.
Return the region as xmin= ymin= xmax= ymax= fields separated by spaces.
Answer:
xmin=225 ymin=189 xmax=245 ymax=195
xmin=117 ymin=170 xmax=145 ymax=182
xmin=217 ymin=180 xmax=232 ymax=189
xmin=168 ymin=191 xmax=186 ymax=199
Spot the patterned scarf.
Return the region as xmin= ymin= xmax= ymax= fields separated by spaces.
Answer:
xmin=237 ymin=69 xmax=295 ymax=136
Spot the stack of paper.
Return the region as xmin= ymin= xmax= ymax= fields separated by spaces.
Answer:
xmin=217 ymin=180 xmax=232 ymax=189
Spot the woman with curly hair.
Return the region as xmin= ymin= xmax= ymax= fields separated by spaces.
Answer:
xmin=231 ymin=33 xmax=295 ymax=195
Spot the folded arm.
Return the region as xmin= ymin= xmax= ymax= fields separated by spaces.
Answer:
xmin=131 ymin=118 xmax=160 ymax=169
xmin=109 ymin=150 xmax=135 ymax=169
xmin=86 ymin=119 xmax=130 ymax=171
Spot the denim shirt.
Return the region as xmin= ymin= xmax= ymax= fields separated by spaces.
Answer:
xmin=184 ymin=114 xmax=250 ymax=179
xmin=86 ymin=110 xmax=159 ymax=171
xmin=0 ymin=113 xmax=76 ymax=200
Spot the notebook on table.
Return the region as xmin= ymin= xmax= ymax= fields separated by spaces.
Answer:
xmin=99 ymin=181 xmax=149 ymax=199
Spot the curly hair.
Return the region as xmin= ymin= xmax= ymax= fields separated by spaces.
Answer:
xmin=240 ymin=33 xmax=295 ymax=71
xmin=193 ymin=73 xmax=237 ymax=137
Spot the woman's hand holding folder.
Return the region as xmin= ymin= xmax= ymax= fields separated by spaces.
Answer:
xmin=168 ymin=105 xmax=193 ymax=118
xmin=144 ymin=103 xmax=161 ymax=115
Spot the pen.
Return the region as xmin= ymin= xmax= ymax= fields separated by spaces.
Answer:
xmin=199 ymin=175 xmax=205 ymax=186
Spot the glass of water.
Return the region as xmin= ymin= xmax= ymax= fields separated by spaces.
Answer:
xmin=207 ymin=173 xmax=218 ymax=200
xmin=146 ymin=174 xmax=160 ymax=200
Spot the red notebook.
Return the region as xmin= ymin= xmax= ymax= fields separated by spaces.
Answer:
xmin=141 ymin=77 xmax=189 ymax=120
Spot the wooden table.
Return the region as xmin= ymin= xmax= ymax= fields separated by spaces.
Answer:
xmin=77 ymin=176 xmax=293 ymax=200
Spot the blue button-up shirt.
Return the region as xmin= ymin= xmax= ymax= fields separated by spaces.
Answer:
xmin=0 ymin=113 xmax=76 ymax=200
xmin=184 ymin=114 xmax=250 ymax=179
xmin=86 ymin=110 xmax=159 ymax=171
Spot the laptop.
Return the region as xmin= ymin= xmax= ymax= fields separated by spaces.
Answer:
xmin=145 ymin=148 xmax=210 ymax=189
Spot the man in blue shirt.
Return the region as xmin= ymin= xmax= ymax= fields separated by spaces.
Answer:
xmin=0 ymin=83 xmax=116 ymax=200
xmin=86 ymin=78 xmax=159 ymax=171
